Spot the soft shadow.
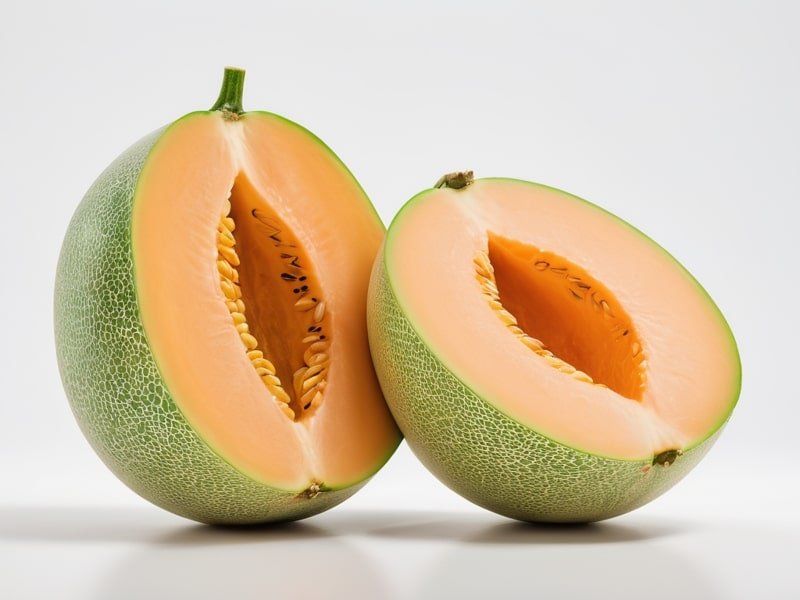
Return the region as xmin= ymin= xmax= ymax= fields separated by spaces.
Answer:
xmin=92 ymin=517 xmax=391 ymax=600
xmin=363 ymin=510 xmax=690 ymax=544
xmin=0 ymin=506 xmax=392 ymax=599
xmin=0 ymin=506 xmax=333 ymax=545
xmin=415 ymin=522 xmax=722 ymax=600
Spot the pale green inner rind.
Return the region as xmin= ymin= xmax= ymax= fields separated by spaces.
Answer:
xmin=54 ymin=119 xmax=360 ymax=524
xmin=369 ymin=256 xmax=722 ymax=522
xmin=384 ymin=178 xmax=740 ymax=454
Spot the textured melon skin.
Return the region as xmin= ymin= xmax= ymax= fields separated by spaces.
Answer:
xmin=368 ymin=253 xmax=723 ymax=523
xmin=54 ymin=122 xmax=365 ymax=525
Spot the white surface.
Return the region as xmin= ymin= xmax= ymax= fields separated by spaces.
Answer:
xmin=1 ymin=1 xmax=799 ymax=598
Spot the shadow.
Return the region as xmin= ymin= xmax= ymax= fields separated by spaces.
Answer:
xmin=0 ymin=506 xmax=333 ymax=545
xmin=363 ymin=510 xmax=690 ymax=545
xmin=91 ymin=516 xmax=391 ymax=600
xmin=0 ymin=506 xmax=392 ymax=599
xmin=413 ymin=520 xmax=722 ymax=600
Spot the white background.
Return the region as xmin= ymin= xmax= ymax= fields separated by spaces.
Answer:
xmin=2 ymin=1 xmax=798 ymax=598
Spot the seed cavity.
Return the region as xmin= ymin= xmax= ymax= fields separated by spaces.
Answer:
xmin=474 ymin=247 xmax=647 ymax=391
xmin=215 ymin=199 xmax=333 ymax=420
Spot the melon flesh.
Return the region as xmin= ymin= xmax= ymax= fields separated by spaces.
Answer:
xmin=368 ymin=177 xmax=740 ymax=522
xmin=135 ymin=113 xmax=397 ymax=491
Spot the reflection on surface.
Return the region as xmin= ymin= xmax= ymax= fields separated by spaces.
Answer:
xmin=0 ymin=506 xmax=391 ymax=600
xmin=1 ymin=507 xmax=797 ymax=599
xmin=365 ymin=512 xmax=688 ymax=544
xmin=412 ymin=518 xmax=722 ymax=600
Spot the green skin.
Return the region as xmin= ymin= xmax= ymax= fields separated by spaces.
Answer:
xmin=54 ymin=69 xmax=394 ymax=525
xmin=367 ymin=178 xmax=741 ymax=523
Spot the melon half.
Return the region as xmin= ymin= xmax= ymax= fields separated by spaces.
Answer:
xmin=54 ymin=69 xmax=401 ymax=524
xmin=367 ymin=173 xmax=741 ymax=522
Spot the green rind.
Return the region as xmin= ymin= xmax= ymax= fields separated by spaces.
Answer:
xmin=368 ymin=250 xmax=723 ymax=523
xmin=54 ymin=120 xmax=364 ymax=525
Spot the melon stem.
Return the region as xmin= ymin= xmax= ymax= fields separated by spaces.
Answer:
xmin=435 ymin=171 xmax=474 ymax=190
xmin=211 ymin=67 xmax=246 ymax=115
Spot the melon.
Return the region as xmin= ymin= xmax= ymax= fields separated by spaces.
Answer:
xmin=367 ymin=172 xmax=740 ymax=523
xmin=54 ymin=68 xmax=401 ymax=524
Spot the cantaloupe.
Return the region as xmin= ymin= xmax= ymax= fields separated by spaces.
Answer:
xmin=54 ymin=68 xmax=401 ymax=524
xmin=367 ymin=172 xmax=740 ymax=523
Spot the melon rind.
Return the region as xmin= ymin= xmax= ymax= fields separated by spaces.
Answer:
xmin=368 ymin=251 xmax=723 ymax=523
xmin=54 ymin=123 xmax=363 ymax=524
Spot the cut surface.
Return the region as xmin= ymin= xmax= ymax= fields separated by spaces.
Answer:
xmin=384 ymin=179 xmax=740 ymax=460
xmin=133 ymin=112 xmax=399 ymax=491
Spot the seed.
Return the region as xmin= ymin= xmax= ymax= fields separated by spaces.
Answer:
xmin=240 ymin=332 xmax=258 ymax=350
xmin=496 ymin=309 xmax=517 ymax=326
xmin=222 ymin=217 xmax=235 ymax=232
xmin=293 ymin=367 xmax=308 ymax=397
xmin=482 ymin=280 xmax=498 ymax=295
xmin=534 ymin=260 xmax=549 ymax=270
xmin=294 ymin=298 xmax=316 ymax=311
xmin=474 ymin=252 xmax=492 ymax=274
xmin=508 ymin=325 xmax=524 ymax=336
xmin=235 ymin=299 xmax=245 ymax=313
xmin=600 ymin=299 xmax=613 ymax=317
xmin=573 ymin=370 xmax=594 ymax=383
xmin=272 ymin=386 xmax=292 ymax=405
xmin=220 ymin=280 xmax=237 ymax=300
xmin=302 ymin=335 xmax=323 ymax=344
xmin=550 ymin=267 xmax=567 ymax=277
xmin=303 ymin=364 xmax=325 ymax=379
xmin=279 ymin=404 xmax=295 ymax=419
xmin=235 ymin=323 xmax=249 ymax=334
xmin=299 ymin=387 xmax=322 ymax=411
xmin=252 ymin=358 xmax=275 ymax=372
xmin=521 ymin=336 xmax=543 ymax=350
xmin=226 ymin=301 xmax=238 ymax=313
xmin=307 ymin=353 xmax=329 ymax=366
xmin=306 ymin=341 xmax=328 ymax=355
xmin=262 ymin=374 xmax=282 ymax=387
xmin=302 ymin=370 xmax=326 ymax=392
xmin=489 ymin=299 xmax=503 ymax=311
xmin=568 ymin=288 xmax=584 ymax=300
xmin=313 ymin=301 xmax=326 ymax=323
xmin=231 ymin=312 xmax=246 ymax=325
xmin=280 ymin=272 xmax=297 ymax=281
xmin=217 ymin=260 xmax=234 ymax=280
xmin=590 ymin=293 xmax=601 ymax=311
xmin=223 ymin=199 xmax=231 ymax=215
xmin=544 ymin=354 xmax=562 ymax=367
xmin=559 ymin=364 xmax=576 ymax=375
xmin=218 ymin=229 xmax=235 ymax=247
xmin=218 ymin=244 xmax=240 ymax=266
xmin=567 ymin=275 xmax=582 ymax=283
xmin=246 ymin=350 xmax=263 ymax=360
xmin=632 ymin=342 xmax=641 ymax=356
xmin=255 ymin=353 xmax=275 ymax=374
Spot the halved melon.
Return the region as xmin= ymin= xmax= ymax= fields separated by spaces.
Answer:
xmin=55 ymin=68 xmax=401 ymax=524
xmin=368 ymin=172 xmax=740 ymax=522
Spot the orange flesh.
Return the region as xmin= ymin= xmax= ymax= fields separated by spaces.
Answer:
xmin=133 ymin=112 xmax=398 ymax=490
xmin=386 ymin=179 xmax=739 ymax=459
xmin=488 ymin=234 xmax=646 ymax=400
